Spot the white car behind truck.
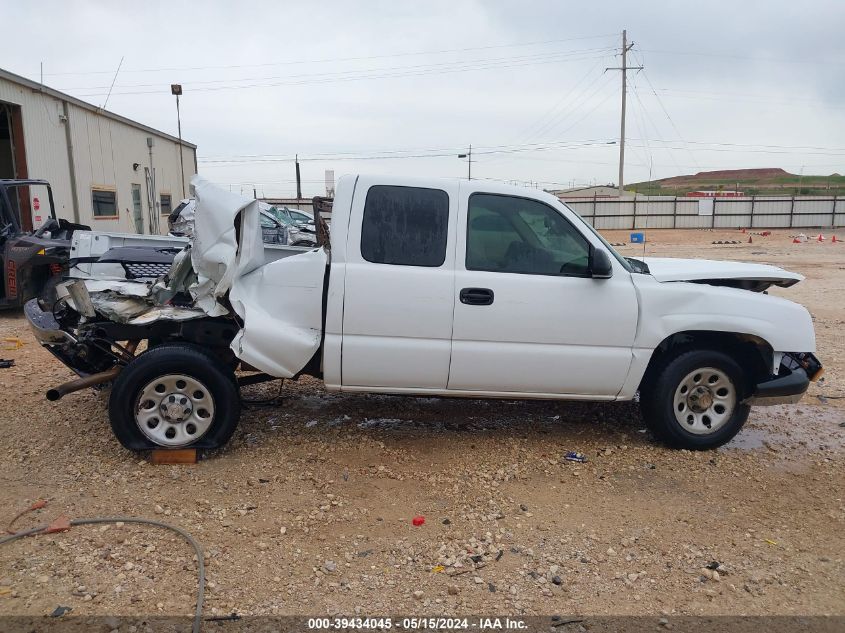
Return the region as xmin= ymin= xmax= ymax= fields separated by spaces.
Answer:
xmin=25 ymin=175 xmax=822 ymax=451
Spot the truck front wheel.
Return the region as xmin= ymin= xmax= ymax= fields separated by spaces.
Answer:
xmin=108 ymin=343 xmax=241 ymax=451
xmin=640 ymin=349 xmax=750 ymax=449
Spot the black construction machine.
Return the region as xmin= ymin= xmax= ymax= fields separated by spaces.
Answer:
xmin=0 ymin=179 xmax=89 ymax=309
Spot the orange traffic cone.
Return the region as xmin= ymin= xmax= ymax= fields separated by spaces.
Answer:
xmin=793 ymin=237 xmax=802 ymax=243
xmin=741 ymin=228 xmax=747 ymax=233
xmin=817 ymin=234 xmax=825 ymax=242
xmin=748 ymin=236 xmax=753 ymax=243
xmin=833 ymin=235 xmax=839 ymax=243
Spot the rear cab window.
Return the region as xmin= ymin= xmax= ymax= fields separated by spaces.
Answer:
xmin=361 ymin=185 xmax=449 ymax=267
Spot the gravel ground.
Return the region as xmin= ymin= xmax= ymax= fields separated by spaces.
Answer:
xmin=0 ymin=228 xmax=842 ymax=619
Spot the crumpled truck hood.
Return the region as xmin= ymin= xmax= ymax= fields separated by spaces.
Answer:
xmin=190 ymin=178 xmax=266 ymax=316
xmin=637 ymin=257 xmax=803 ymax=288
xmin=190 ymin=176 xmax=327 ymax=377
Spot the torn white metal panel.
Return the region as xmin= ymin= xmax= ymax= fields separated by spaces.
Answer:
xmin=190 ymin=176 xmax=266 ymax=316
xmin=125 ymin=306 xmax=207 ymax=325
xmin=228 ymin=248 xmax=327 ymax=377
xmin=79 ymin=279 xmax=152 ymax=297
xmin=57 ymin=278 xmax=206 ymax=325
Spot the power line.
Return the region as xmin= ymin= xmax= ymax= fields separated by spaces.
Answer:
xmin=508 ymin=57 xmax=609 ymax=146
xmin=519 ymin=67 xmax=615 ymax=146
xmin=627 ymin=142 xmax=845 ymax=157
xmin=627 ymin=74 xmax=684 ymax=176
xmin=59 ymin=46 xmax=616 ymax=92
xmin=649 ymin=89 xmax=845 ymax=110
xmin=633 ymin=52 xmax=699 ymax=170
xmin=198 ymin=139 xmax=618 ymax=165
xmin=69 ymin=51 xmax=614 ymax=98
xmin=41 ymin=33 xmax=619 ymax=77
xmin=632 ymin=139 xmax=845 ymax=152
xmin=638 ymin=49 xmax=845 ymax=67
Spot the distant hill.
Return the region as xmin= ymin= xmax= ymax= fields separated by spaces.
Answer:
xmin=630 ymin=168 xmax=845 ymax=196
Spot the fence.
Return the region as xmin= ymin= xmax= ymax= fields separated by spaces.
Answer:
xmin=563 ymin=195 xmax=845 ymax=230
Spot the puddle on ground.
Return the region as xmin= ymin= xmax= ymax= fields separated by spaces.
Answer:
xmin=722 ymin=404 xmax=845 ymax=451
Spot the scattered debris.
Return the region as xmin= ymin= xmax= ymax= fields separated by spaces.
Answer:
xmin=712 ymin=240 xmax=741 ymax=245
xmin=564 ymin=451 xmax=588 ymax=463
xmin=50 ymin=606 xmax=72 ymax=618
xmin=205 ymin=613 xmax=241 ymax=622
xmin=0 ymin=359 xmax=13 ymax=369
xmin=1 ymin=338 xmax=23 ymax=350
xmin=412 ymin=515 xmax=425 ymax=526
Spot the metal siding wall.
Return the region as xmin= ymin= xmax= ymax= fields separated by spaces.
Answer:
xmin=559 ymin=194 xmax=845 ymax=230
xmin=0 ymin=77 xmax=75 ymax=224
xmin=0 ymin=77 xmax=196 ymax=234
xmin=792 ymin=198 xmax=835 ymax=228
xmin=68 ymin=103 xmax=196 ymax=234
xmin=712 ymin=199 xmax=751 ymax=228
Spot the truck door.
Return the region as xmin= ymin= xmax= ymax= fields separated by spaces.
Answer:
xmin=449 ymin=187 xmax=638 ymax=397
xmin=340 ymin=177 xmax=458 ymax=390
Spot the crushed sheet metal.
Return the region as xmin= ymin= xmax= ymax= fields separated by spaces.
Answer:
xmin=125 ymin=306 xmax=207 ymax=325
xmin=228 ymin=247 xmax=327 ymax=377
xmin=88 ymin=292 xmax=206 ymax=324
xmin=190 ymin=177 xmax=266 ymax=316
xmin=58 ymin=276 xmax=206 ymax=326
xmin=151 ymin=247 xmax=196 ymax=305
xmin=67 ymin=279 xmax=152 ymax=298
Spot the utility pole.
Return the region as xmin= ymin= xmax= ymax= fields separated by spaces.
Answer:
xmin=295 ymin=154 xmax=302 ymax=199
xmin=606 ymin=31 xmax=642 ymax=197
xmin=458 ymin=145 xmax=472 ymax=179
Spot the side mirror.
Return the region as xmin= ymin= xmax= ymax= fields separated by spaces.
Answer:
xmin=590 ymin=248 xmax=613 ymax=279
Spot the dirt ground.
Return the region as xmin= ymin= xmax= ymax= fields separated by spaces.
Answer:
xmin=0 ymin=228 xmax=843 ymax=620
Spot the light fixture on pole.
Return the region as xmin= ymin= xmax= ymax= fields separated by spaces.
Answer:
xmin=457 ymin=145 xmax=472 ymax=180
xmin=171 ymin=83 xmax=186 ymax=198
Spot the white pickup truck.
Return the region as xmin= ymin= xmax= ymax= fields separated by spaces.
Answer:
xmin=25 ymin=175 xmax=822 ymax=452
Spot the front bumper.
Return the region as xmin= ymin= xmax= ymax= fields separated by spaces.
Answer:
xmin=745 ymin=352 xmax=823 ymax=406
xmin=24 ymin=298 xmax=75 ymax=344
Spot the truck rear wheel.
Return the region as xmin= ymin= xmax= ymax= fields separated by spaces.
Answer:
xmin=108 ymin=343 xmax=241 ymax=451
xmin=640 ymin=349 xmax=750 ymax=450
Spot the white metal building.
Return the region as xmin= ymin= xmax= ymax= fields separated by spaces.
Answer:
xmin=0 ymin=67 xmax=196 ymax=234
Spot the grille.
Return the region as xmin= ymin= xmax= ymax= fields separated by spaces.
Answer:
xmin=123 ymin=262 xmax=171 ymax=279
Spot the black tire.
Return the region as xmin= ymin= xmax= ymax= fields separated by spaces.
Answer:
xmin=640 ymin=349 xmax=750 ymax=450
xmin=108 ymin=343 xmax=241 ymax=451
xmin=291 ymin=240 xmax=317 ymax=247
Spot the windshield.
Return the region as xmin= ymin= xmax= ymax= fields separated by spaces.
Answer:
xmin=557 ymin=200 xmax=635 ymax=273
xmin=264 ymin=206 xmax=294 ymax=226
xmin=288 ymin=209 xmax=313 ymax=224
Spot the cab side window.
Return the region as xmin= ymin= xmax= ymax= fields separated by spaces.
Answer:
xmin=466 ymin=193 xmax=591 ymax=276
xmin=361 ymin=185 xmax=449 ymax=267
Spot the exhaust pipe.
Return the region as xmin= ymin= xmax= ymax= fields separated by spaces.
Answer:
xmin=46 ymin=366 xmax=122 ymax=401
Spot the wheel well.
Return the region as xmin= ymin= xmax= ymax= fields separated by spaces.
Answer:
xmin=639 ymin=331 xmax=772 ymax=393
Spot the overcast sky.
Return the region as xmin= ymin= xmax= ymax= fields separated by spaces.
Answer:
xmin=3 ymin=1 xmax=845 ymax=197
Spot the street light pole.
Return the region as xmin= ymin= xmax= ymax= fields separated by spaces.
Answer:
xmin=171 ymin=84 xmax=186 ymax=199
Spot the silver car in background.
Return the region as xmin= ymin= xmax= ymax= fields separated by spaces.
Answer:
xmin=168 ymin=198 xmax=317 ymax=247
